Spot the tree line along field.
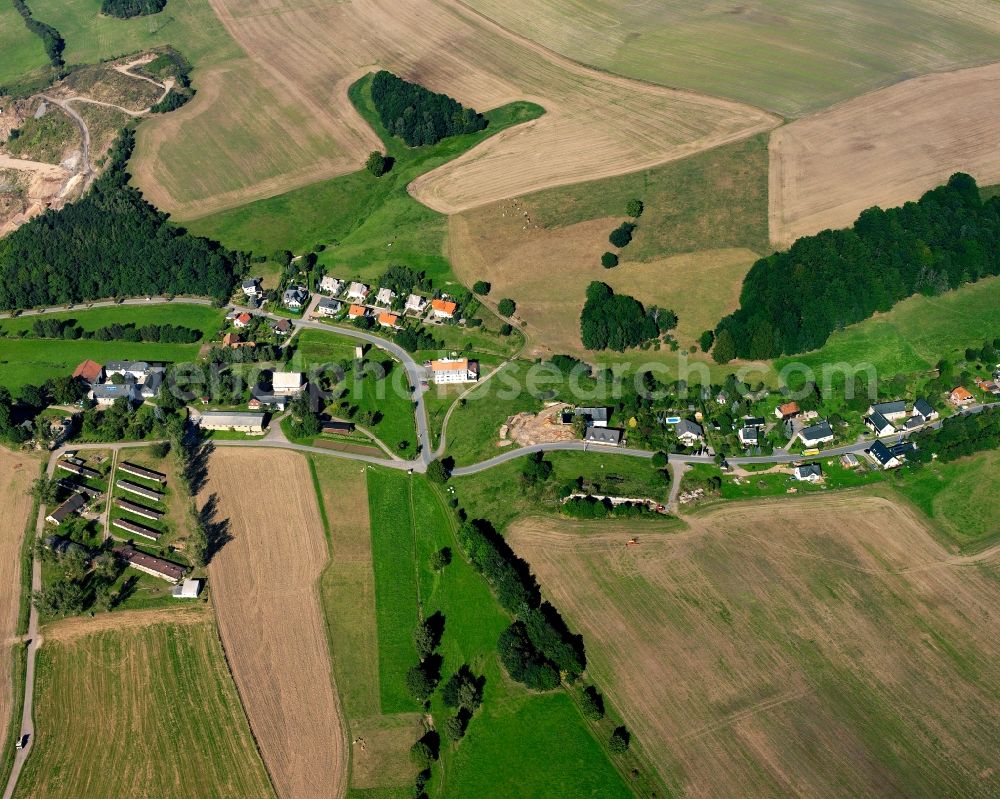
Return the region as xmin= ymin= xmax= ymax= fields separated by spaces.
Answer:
xmin=460 ymin=0 xmax=1000 ymax=118
xmin=14 ymin=612 xmax=276 ymax=798
xmin=320 ymin=464 xmax=637 ymax=798
xmin=506 ymin=494 xmax=1000 ymax=799
xmin=0 ymin=305 xmax=226 ymax=392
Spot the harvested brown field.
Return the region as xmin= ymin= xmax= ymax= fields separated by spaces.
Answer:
xmin=42 ymin=604 xmax=208 ymax=643
xmin=168 ymin=0 xmax=777 ymax=219
xmin=500 ymin=403 xmax=576 ymax=447
xmin=203 ymin=448 xmax=348 ymax=799
xmin=508 ymin=494 xmax=1000 ymax=798
xmin=0 ymin=448 xmax=36 ymax=753
xmin=770 ymin=62 xmax=1000 ymax=246
xmin=449 ymin=205 xmax=758 ymax=356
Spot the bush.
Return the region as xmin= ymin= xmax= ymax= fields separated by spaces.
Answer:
xmin=497 ymin=298 xmax=516 ymax=317
xmin=608 ymin=222 xmax=635 ymax=248
xmin=699 ymin=329 xmax=715 ymax=353
xmin=429 ymin=547 xmax=451 ymax=571
xmin=651 ymin=451 xmax=668 ymax=468
xmin=626 ymin=198 xmax=644 ymax=218
xmin=149 ymin=88 xmax=193 ymax=114
xmin=499 ymin=323 xmax=513 ymax=336
xmin=581 ymin=685 xmax=605 ymax=720
xmin=609 ymin=726 xmax=631 ymax=753
xmin=365 ymin=150 xmax=389 ymax=176
xmin=444 ymin=714 xmax=467 ymax=742
xmin=410 ymin=740 xmax=434 ymax=769
xmin=601 ymin=252 xmax=619 ymax=269
xmin=405 ymin=663 xmax=438 ymax=701
xmin=473 ymin=280 xmax=491 ymax=295
xmin=426 ymin=459 xmax=450 ymax=483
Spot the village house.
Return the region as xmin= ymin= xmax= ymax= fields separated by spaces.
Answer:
xmin=793 ymin=463 xmax=823 ymax=482
xmin=56 ymin=459 xmax=99 ymax=480
xmin=233 ymin=312 xmax=253 ymax=329
xmin=738 ymin=425 xmax=761 ymax=446
xmin=867 ymin=400 xmax=908 ymax=421
xmin=241 ymin=278 xmax=261 ymax=298
xmin=949 ymin=386 xmax=974 ymax=406
xmin=913 ymin=398 xmax=938 ymax=422
xmin=72 ymin=359 xmax=104 ymax=386
xmin=272 ymin=318 xmax=292 ymax=336
xmin=562 ymin=407 xmax=608 ymax=427
xmin=774 ymin=401 xmax=800 ymax=420
xmin=104 ymin=360 xmax=151 ymax=382
xmin=196 ymin=411 xmax=266 ymax=433
xmin=91 ymin=382 xmax=142 ymax=407
xmin=431 ymin=298 xmax=458 ymax=319
xmin=316 ymin=298 xmax=342 ymax=317
xmin=867 ymin=440 xmax=917 ymax=470
xmin=840 ymin=453 xmax=860 ymax=468
xmin=321 ymin=420 xmax=355 ymax=435
xmin=114 ymin=545 xmax=185 ymax=582
xmin=378 ymin=311 xmax=400 ymax=329
xmin=346 ymin=282 xmax=369 ymax=301
xmin=347 ymin=304 xmax=368 ymax=320
xmin=45 ymin=492 xmax=87 ymax=526
xmin=799 ymin=420 xmax=834 ymax=447
xmin=975 ymin=377 xmax=1000 ymax=396
xmin=375 ymin=287 xmax=396 ymax=306
xmin=283 ymin=285 xmax=308 ymax=309
xmin=675 ymin=419 xmax=705 ymax=447
xmin=405 ymin=294 xmax=427 ymax=314
xmin=249 ymin=391 xmax=288 ymax=411
xmin=319 ymin=276 xmax=344 ymax=295
xmin=429 ymin=357 xmax=479 ymax=385
xmin=272 ymin=371 xmax=306 ymax=395
xmin=585 ymin=427 xmax=624 ymax=446
xmin=864 ymin=410 xmax=896 ymax=438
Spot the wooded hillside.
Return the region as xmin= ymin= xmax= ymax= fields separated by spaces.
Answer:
xmin=714 ymin=173 xmax=1000 ymax=360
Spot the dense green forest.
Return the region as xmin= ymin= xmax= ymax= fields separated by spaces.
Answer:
xmin=12 ymin=0 xmax=64 ymax=67
xmin=0 ymin=130 xmax=243 ymax=310
xmin=370 ymin=70 xmax=486 ymax=147
xmin=580 ymin=282 xmax=660 ymax=351
xmin=99 ymin=0 xmax=166 ymax=18
xmin=714 ymin=173 xmax=1000 ymax=360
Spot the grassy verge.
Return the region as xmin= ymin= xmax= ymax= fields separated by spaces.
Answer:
xmin=0 ymin=643 xmax=27 ymax=794
xmin=188 ymin=73 xmax=544 ymax=289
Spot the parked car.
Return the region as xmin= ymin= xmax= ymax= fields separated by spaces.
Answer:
xmin=15 ymin=733 xmax=29 ymax=750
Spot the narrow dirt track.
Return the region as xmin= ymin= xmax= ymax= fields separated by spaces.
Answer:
xmin=0 ymin=449 xmax=36 ymax=764
xmin=203 ymin=448 xmax=348 ymax=799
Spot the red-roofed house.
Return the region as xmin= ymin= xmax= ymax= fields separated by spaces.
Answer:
xmin=377 ymin=312 xmax=400 ymax=328
xmin=949 ymin=386 xmax=974 ymax=406
xmin=431 ymin=299 xmax=457 ymax=319
xmin=234 ymin=312 xmax=253 ymax=329
xmin=72 ymin=360 xmax=103 ymax=384
xmin=348 ymin=304 xmax=368 ymax=319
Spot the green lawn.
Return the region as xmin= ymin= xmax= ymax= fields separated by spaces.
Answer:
xmin=513 ymin=133 xmax=770 ymax=260
xmin=775 ymin=276 xmax=1000 ymax=382
xmin=891 ymin=450 xmax=1000 ymax=554
xmin=0 ymin=303 xmax=224 ymax=336
xmin=0 ymin=3 xmax=51 ymax=89
xmin=16 ymin=618 xmax=275 ymax=798
xmin=290 ymin=328 xmax=418 ymax=456
xmin=188 ymin=74 xmax=544 ymax=290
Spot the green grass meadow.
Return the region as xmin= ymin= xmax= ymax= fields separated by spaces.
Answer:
xmin=0 ymin=304 xmax=224 ymax=391
xmin=0 ymin=3 xmax=51 ymax=89
xmin=363 ymin=468 xmax=634 ymax=798
xmin=189 ymin=74 xmax=544 ymax=289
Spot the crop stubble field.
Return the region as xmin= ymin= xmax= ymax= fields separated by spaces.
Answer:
xmin=144 ymin=0 xmax=776 ymax=218
xmin=770 ymin=62 xmax=1000 ymax=245
xmin=508 ymin=495 xmax=1000 ymax=798
xmin=15 ymin=610 xmax=275 ymax=798
xmin=0 ymin=449 xmax=36 ymax=759
xmin=203 ymin=448 xmax=348 ymax=799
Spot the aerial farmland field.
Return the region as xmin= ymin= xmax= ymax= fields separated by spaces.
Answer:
xmin=14 ymin=611 xmax=275 ymax=799
xmin=507 ymin=494 xmax=1000 ymax=798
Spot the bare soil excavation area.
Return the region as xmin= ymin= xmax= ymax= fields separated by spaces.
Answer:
xmin=167 ymin=0 xmax=778 ymax=219
xmin=508 ymin=494 xmax=1000 ymax=798
xmin=770 ymin=61 xmax=1000 ymax=246
xmin=203 ymin=448 xmax=348 ymax=799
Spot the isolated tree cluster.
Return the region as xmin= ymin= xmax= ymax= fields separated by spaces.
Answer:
xmin=370 ymin=70 xmax=486 ymax=147
xmin=100 ymin=0 xmax=166 ymax=17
